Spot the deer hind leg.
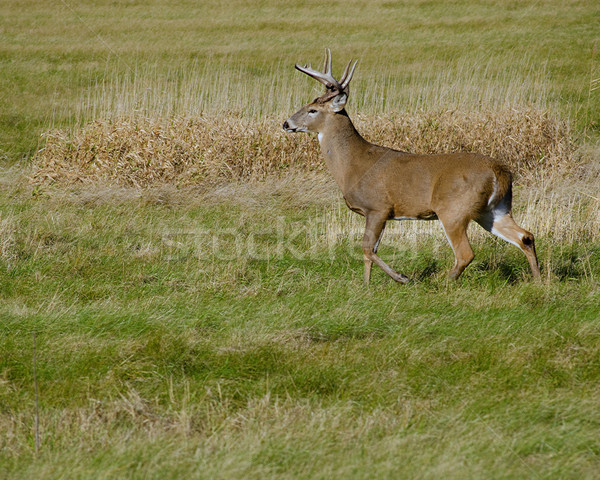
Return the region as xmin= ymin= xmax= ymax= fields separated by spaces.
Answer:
xmin=479 ymin=211 xmax=541 ymax=281
xmin=439 ymin=217 xmax=475 ymax=280
xmin=363 ymin=213 xmax=410 ymax=284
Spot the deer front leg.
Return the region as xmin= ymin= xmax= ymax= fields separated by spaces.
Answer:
xmin=363 ymin=213 xmax=410 ymax=285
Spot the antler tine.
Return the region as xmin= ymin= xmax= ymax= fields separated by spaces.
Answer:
xmin=295 ymin=48 xmax=342 ymax=91
xmin=339 ymin=59 xmax=352 ymax=84
xmin=323 ymin=48 xmax=332 ymax=76
xmin=340 ymin=59 xmax=358 ymax=90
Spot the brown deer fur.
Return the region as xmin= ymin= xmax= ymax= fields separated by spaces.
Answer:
xmin=283 ymin=50 xmax=541 ymax=283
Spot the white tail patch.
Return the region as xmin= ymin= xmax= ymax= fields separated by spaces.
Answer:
xmin=488 ymin=176 xmax=499 ymax=207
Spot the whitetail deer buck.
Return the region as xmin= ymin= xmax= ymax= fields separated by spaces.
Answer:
xmin=283 ymin=49 xmax=541 ymax=284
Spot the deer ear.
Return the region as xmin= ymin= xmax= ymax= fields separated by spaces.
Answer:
xmin=331 ymin=93 xmax=347 ymax=112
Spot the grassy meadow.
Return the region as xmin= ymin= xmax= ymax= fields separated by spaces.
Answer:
xmin=2 ymin=0 xmax=600 ymax=478
xmin=1 ymin=0 xmax=599 ymax=161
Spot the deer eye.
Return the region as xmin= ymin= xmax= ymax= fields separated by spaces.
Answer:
xmin=308 ymin=109 xmax=318 ymax=114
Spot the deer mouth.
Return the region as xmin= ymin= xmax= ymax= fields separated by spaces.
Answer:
xmin=283 ymin=121 xmax=309 ymax=133
xmin=282 ymin=121 xmax=296 ymax=132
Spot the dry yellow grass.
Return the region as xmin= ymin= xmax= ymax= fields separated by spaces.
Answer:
xmin=30 ymin=109 xmax=600 ymax=243
xmin=32 ymin=115 xmax=316 ymax=187
xmin=31 ymin=109 xmax=574 ymax=188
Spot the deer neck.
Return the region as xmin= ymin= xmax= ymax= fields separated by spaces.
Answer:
xmin=317 ymin=111 xmax=373 ymax=195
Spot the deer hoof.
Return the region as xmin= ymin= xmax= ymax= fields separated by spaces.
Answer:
xmin=393 ymin=273 xmax=411 ymax=284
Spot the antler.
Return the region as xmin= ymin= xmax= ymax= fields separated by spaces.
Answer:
xmin=339 ymin=57 xmax=358 ymax=90
xmin=295 ymin=48 xmax=358 ymax=92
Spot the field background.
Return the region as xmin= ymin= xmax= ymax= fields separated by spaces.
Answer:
xmin=2 ymin=0 xmax=600 ymax=478
xmin=2 ymin=0 xmax=600 ymax=162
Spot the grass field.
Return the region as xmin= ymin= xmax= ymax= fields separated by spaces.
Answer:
xmin=1 ymin=176 xmax=600 ymax=478
xmin=2 ymin=0 xmax=600 ymax=478
xmin=2 ymin=0 xmax=600 ymax=162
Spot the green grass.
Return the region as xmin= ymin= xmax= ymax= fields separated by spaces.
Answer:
xmin=1 ymin=179 xmax=599 ymax=478
xmin=2 ymin=0 xmax=600 ymax=162
xmin=2 ymin=1 xmax=600 ymax=477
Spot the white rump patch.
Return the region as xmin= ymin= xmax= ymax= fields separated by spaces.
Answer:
xmin=476 ymin=200 xmax=511 ymax=234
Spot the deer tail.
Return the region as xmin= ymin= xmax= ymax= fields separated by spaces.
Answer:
xmin=488 ymin=163 xmax=513 ymax=211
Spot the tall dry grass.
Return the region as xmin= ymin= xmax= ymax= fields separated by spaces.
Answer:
xmin=29 ymin=108 xmax=600 ymax=243
xmin=31 ymin=108 xmax=573 ymax=187
xmin=29 ymin=52 xmax=599 ymax=244
xmin=71 ymin=58 xmax=554 ymax=124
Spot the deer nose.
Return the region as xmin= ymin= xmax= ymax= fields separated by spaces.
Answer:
xmin=282 ymin=121 xmax=289 ymax=130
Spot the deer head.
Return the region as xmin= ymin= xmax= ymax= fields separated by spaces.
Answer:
xmin=283 ymin=49 xmax=358 ymax=134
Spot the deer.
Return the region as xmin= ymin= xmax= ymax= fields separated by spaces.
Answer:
xmin=283 ymin=49 xmax=541 ymax=284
